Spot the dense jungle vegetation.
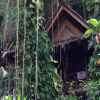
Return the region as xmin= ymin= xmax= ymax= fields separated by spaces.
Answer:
xmin=0 ymin=0 xmax=100 ymax=100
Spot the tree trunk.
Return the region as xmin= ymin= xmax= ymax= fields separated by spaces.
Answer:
xmin=94 ymin=0 xmax=100 ymax=17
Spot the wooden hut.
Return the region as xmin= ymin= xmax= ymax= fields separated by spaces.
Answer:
xmin=46 ymin=3 xmax=89 ymax=81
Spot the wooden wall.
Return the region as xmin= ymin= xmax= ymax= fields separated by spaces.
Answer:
xmin=52 ymin=15 xmax=82 ymax=46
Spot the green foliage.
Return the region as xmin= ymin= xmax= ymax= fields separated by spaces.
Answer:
xmin=57 ymin=95 xmax=78 ymax=100
xmin=88 ymin=45 xmax=100 ymax=78
xmin=0 ymin=0 xmax=64 ymax=99
xmin=85 ymin=18 xmax=100 ymax=78
xmin=84 ymin=18 xmax=100 ymax=39
xmin=19 ymin=1 xmax=63 ymax=99
xmin=3 ymin=0 xmax=100 ymax=99
xmin=87 ymin=18 xmax=98 ymax=26
xmin=84 ymin=80 xmax=100 ymax=100
xmin=84 ymin=18 xmax=100 ymax=99
xmin=63 ymin=0 xmax=100 ymax=18
xmin=84 ymin=28 xmax=94 ymax=38
xmin=4 ymin=95 xmax=26 ymax=100
xmin=82 ymin=0 xmax=100 ymax=18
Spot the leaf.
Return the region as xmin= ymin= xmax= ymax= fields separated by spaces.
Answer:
xmin=5 ymin=96 xmax=9 ymax=100
xmin=87 ymin=18 xmax=98 ymax=26
xmin=4 ymin=96 xmax=12 ymax=100
xmin=18 ymin=95 xmax=20 ymax=100
xmin=96 ymin=20 xmax=100 ymax=32
xmin=84 ymin=28 xmax=94 ymax=38
xmin=50 ymin=55 xmax=58 ymax=64
xmin=97 ymin=53 xmax=100 ymax=56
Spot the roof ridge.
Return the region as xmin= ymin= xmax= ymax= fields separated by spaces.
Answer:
xmin=46 ymin=4 xmax=88 ymax=32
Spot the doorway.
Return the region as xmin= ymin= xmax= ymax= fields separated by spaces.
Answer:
xmin=53 ymin=38 xmax=88 ymax=81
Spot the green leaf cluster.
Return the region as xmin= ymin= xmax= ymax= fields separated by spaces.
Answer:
xmin=84 ymin=18 xmax=100 ymax=39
